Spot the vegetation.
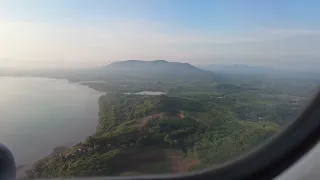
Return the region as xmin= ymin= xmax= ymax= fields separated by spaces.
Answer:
xmin=26 ymin=94 xmax=281 ymax=178
xmin=26 ymin=60 xmax=316 ymax=179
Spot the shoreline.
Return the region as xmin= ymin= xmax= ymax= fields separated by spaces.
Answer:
xmin=5 ymin=76 xmax=165 ymax=179
xmin=0 ymin=76 xmax=104 ymax=179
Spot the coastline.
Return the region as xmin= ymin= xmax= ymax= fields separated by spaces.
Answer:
xmin=0 ymin=76 xmax=105 ymax=179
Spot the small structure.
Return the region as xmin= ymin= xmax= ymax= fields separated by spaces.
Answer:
xmin=178 ymin=113 xmax=185 ymax=119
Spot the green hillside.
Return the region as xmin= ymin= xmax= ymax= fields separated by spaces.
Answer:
xmin=26 ymin=93 xmax=279 ymax=178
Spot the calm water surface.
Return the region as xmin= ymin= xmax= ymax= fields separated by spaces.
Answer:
xmin=0 ymin=77 xmax=103 ymax=165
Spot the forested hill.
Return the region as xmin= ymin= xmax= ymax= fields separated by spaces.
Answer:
xmin=26 ymin=93 xmax=279 ymax=178
xmin=105 ymin=60 xmax=200 ymax=72
xmin=97 ymin=60 xmax=218 ymax=81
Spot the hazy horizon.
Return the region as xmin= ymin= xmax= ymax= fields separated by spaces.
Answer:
xmin=1 ymin=0 xmax=319 ymax=69
xmin=1 ymin=60 xmax=319 ymax=74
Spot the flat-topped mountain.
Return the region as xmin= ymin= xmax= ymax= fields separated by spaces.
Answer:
xmin=106 ymin=60 xmax=201 ymax=72
xmin=101 ymin=60 xmax=218 ymax=81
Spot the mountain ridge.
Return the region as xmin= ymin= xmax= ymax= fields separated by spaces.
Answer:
xmin=104 ymin=60 xmax=201 ymax=72
xmin=196 ymin=64 xmax=275 ymax=74
xmin=99 ymin=60 xmax=218 ymax=82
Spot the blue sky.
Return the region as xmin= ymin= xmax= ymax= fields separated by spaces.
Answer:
xmin=0 ymin=0 xmax=319 ymax=69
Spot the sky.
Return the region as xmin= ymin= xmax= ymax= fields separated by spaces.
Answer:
xmin=0 ymin=0 xmax=319 ymax=69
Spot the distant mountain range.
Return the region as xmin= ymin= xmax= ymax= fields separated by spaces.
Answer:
xmin=1 ymin=60 xmax=319 ymax=81
xmin=196 ymin=63 xmax=320 ymax=80
xmin=196 ymin=64 xmax=276 ymax=74
xmin=197 ymin=63 xmax=320 ymax=75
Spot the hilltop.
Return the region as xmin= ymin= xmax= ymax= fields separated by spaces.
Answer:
xmin=67 ymin=60 xmax=220 ymax=93
xmin=96 ymin=60 xmax=218 ymax=81
xmin=105 ymin=60 xmax=201 ymax=73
